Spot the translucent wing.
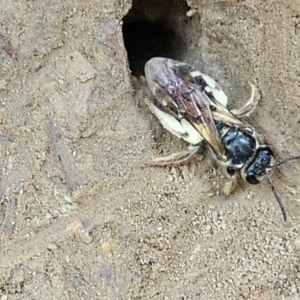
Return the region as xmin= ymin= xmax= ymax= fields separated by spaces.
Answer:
xmin=145 ymin=57 xmax=228 ymax=161
xmin=190 ymin=70 xmax=249 ymax=129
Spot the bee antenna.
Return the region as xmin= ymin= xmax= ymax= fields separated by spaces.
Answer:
xmin=267 ymin=177 xmax=287 ymax=222
xmin=275 ymin=155 xmax=300 ymax=167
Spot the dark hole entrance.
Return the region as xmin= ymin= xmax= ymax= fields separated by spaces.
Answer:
xmin=122 ymin=0 xmax=190 ymax=77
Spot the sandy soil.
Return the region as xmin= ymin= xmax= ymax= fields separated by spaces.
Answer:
xmin=0 ymin=0 xmax=300 ymax=299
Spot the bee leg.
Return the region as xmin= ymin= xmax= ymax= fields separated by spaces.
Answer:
xmin=144 ymin=147 xmax=199 ymax=167
xmin=223 ymin=176 xmax=237 ymax=196
xmin=231 ymin=84 xmax=259 ymax=118
xmin=222 ymin=167 xmax=237 ymax=196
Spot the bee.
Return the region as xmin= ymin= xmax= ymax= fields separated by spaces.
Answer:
xmin=144 ymin=57 xmax=300 ymax=221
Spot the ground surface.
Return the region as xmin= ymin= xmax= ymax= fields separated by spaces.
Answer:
xmin=1 ymin=0 xmax=300 ymax=299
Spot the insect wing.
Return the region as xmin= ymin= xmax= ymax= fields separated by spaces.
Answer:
xmin=183 ymin=86 xmax=228 ymax=161
xmin=145 ymin=57 xmax=227 ymax=161
xmin=209 ymin=96 xmax=247 ymax=129
xmin=187 ymin=64 xmax=248 ymax=129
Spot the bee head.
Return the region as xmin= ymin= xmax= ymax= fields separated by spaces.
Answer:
xmin=244 ymin=147 xmax=275 ymax=184
xmin=244 ymin=149 xmax=300 ymax=222
xmin=242 ymin=147 xmax=288 ymax=221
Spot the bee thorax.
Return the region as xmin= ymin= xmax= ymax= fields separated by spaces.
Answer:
xmin=216 ymin=123 xmax=257 ymax=166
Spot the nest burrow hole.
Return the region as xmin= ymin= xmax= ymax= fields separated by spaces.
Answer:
xmin=122 ymin=0 xmax=191 ymax=77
